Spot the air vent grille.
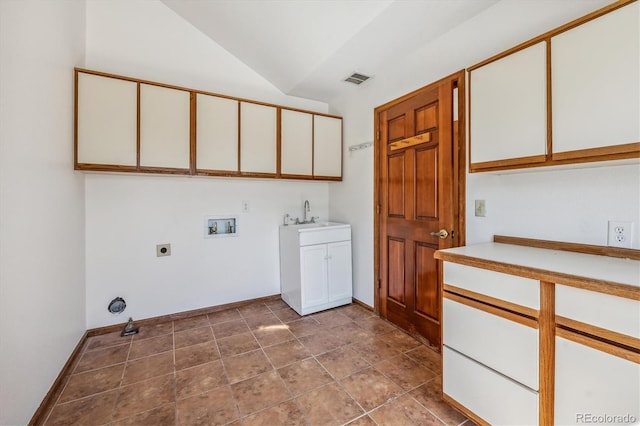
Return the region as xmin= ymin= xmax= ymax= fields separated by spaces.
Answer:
xmin=344 ymin=72 xmax=371 ymax=85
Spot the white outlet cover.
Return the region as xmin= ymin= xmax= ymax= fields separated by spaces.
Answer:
xmin=475 ymin=200 xmax=486 ymax=217
xmin=607 ymin=221 xmax=633 ymax=248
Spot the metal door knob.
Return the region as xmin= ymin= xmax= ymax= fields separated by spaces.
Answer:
xmin=430 ymin=229 xmax=449 ymax=239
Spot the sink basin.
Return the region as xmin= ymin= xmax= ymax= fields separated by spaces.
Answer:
xmin=284 ymin=221 xmax=348 ymax=230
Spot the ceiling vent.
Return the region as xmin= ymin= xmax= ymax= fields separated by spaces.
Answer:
xmin=344 ymin=72 xmax=371 ymax=85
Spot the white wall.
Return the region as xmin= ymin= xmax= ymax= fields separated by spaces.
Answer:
xmin=328 ymin=0 xmax=638 ymax=307
xmin=84 ymin=0 xmax=332 ymax=327
xmin=0 ymin=1 xmax=87 ymax=424
xmin=85 ymin=175 xmax=328 ymax=328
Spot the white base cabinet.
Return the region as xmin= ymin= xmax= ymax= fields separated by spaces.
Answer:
xmin=279 ymin=223 xmax=352 ymax=315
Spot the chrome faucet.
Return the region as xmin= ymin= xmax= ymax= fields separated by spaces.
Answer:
xmin=303 ymin=200 xmax=310 ymax=223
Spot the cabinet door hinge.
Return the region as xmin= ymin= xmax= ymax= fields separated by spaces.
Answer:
xmin=376 ymin=130 xmax=380 ymax=141
xmin=376 ymin=204 xmax=381 ymax=214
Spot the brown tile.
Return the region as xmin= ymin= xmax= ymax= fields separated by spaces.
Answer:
xmin=298 ymin=330 xmax=346 ymax=355
xmin=316 ymin=346 xmax=370 ymax=379
xmin=223 ymin=349 xmax=273 ymax=384
xmin=175 ymin=326 xmax=213 ymax=349
xmin=45 ymin=390 xmax=117 ymax=425
xmin=217 ymin=332 xmax=259 ymax=358
xmin=231 ymin=370 xmax=290 ymax=416
xmin=278 ymin=358 xmax=333 ymax=396
xmin=112 ymin=403 xmax=176 ymax=426
xmin=405 ymin=345 xmax=442 ymax=374
xmin=375 ymin=354 xmax=437 ymax=390
xmin=174 ymin=315 xmax=210 ymax=333
xmin=295 ymin=382 xmax=363 ymax=425
xmin=175 ymin=341 xmax=220 ymax=371
xmin=59 ymin=363 xmax=124 ymax=403
xmin=113 ymin=374 xmax=176 ymax=420
xmin=211 ymin=319 xmax=250 ymax=339
xmin=329 ymin=322 xmax=375 ymax=342
xmin=176 ymin=360 xmax=228 ymax=400
xmin=410 ymin=377 xmax=467 ymax=426
xmin=287 ymin=317 xmax=322 ymax=338
xmin=122 ymin=351 xmax=174 ymax=386
xmin=244 ymin=312 xmax=282 ymax=330
xmin=129 ymin=334 xmax=173 ymax=360
xmin=379 ymin=329 xmax=422 ymax=352
xmin=208 ymin=308 xmax=241 ymax=324
xmin=177 ymin=385 xmax=238 ymax=426
xmin=370 ymin=394 xmax=444 ymax=425
xmin=338 ymin=304 xmax=376 ymax=321
xmin=133 ymin=321 xmax=173 ymax=341
xmin=273 ymin=307 xmax=302 ymax=323
xmin=354 ymin=316 xmax=398 ymax=334
xmin=263 ymin=340 xmax=311 ymax=368
xmin=265 ymin=298 xmax=289 ymax=311
xmin=351 ymin=336 xmax=403 ymax=364
xmin=242 ymin=400 xmax=306 ymax=426
xmin=346 ymin=415 xmax=377 ymax=426
xmin=311 ymin=309 xmax=351 ymax=327
xmin=86 ymin=331 xmax=131 ymax=351
xmin=238 ymin=303 xmax=272 ymax=318
xmin=253 ymin=326 xmax=295 ymax=347
xmin=340 ymin=368 xmax=403 ymax=411
xmin=74 ymin=343 xmax=129 ymax=373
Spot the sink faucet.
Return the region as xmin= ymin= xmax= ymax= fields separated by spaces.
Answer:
xmin=303 ymin=200 xmax=310 ymax=223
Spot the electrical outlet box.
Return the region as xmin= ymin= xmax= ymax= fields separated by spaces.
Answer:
xmin=156 ymin=243 xmax=171 ymax=257
xmin=607 ymin=221 xmax=633 ymax=248
xmin=475 ymin=200 xmax=486 ymax=217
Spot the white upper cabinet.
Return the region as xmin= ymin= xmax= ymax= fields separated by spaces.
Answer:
xmin=139 ymin=84 xmax=191 ymax=169
xmin=313 ymin=115 xmax=342 ymax=178
xmin=551 ymin=2 xmax=639 ymax=157
xmin=76 ymin=72 xmax=137 ymax=166
xmin=240 ymin=102 xmax=277 ymax=174
xmin=281 ymin=109 xmax=313 ymax=176
xmin=470 ymin=42 xmax=547 ymax=166
xmin=196 ymin=94 xmax=238 ymax=172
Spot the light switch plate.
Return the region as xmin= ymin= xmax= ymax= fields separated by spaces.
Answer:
xmin=475 ymin=200 xmax=486 ymax=217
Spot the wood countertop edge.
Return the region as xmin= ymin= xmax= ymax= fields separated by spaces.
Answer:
xmin=434 ymin=250 xmax=640 ymax=301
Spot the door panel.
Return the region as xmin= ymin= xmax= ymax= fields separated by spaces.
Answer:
xmin=387 ymin=154 xmax=405 ymax=218
xmin=415 ymin=146 xmax=438 ymax=220
xmin=376 ymin=72 xmax=463 ymax=348
xmin=387 ymin=238 xmax=406 ymax=305
xmin=300 ymin=245 xmax=329 ymax=308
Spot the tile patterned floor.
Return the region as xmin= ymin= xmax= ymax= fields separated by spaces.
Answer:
xmin=42 ymin=300 xmax=474 ymax=426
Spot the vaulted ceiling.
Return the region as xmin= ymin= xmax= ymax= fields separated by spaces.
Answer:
xmin=161 ymin=0 xmax=500 ymax=103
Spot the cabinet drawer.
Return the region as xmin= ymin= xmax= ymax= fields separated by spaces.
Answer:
xmin=556 ymin=285 xmax=640 ymax=339
xmin=299 ymin=227 xmax=350 ymax=246
xmin=444 ymin=262 xmax=539 ymax=309
xmin=443 ymin=298 xmax=539 ymax=390
xmin=443 ymin=346 xmax=539 ymax=426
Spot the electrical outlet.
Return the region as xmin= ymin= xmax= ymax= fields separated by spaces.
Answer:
xmin=156 ymin=243 xmax=171 ymax=257
xmin=242 ymin=200 xmax=250 ymax=213
xmin=607 ymin=221 xmax=633 ymax=248
xmin=475 ymin=200 xmax=486 ymax=217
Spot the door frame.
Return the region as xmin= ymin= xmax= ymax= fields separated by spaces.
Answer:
xmin=373 ymin=70 xmax=467 ymax=316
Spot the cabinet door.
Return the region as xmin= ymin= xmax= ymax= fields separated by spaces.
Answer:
xmin=196 ymin=94 xmax=238 ymax=173
xmin=469 ymin=42 xmax=547 ymax=169
xmin=327 ymin=240 xmax=352 ymax=302
xmin=555 ymin=336 xmax=640 ymax=425
xmin=240 ymin=102 xmax=277 ymax=174
xmin=76 ymin=72 xmax=137 ymax=167
xmin=313 ymin=115 xmax=342 ymax=178
xmin=281 ymin=109 xmax=312 ymax=176
xmin=139 ymin=84 xmax=191 ymax=169
xmin=300 ymin=245 xmax=329 ymax=309
xmin=552 ymin=2 xmax=639 ymax=159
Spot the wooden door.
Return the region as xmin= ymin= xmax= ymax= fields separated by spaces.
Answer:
xmin=375 ymin=71 xmax=465 ymax=349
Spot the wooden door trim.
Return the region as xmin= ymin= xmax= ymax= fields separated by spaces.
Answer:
xmin=374 ymin=70 xmax=467 ymax=315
